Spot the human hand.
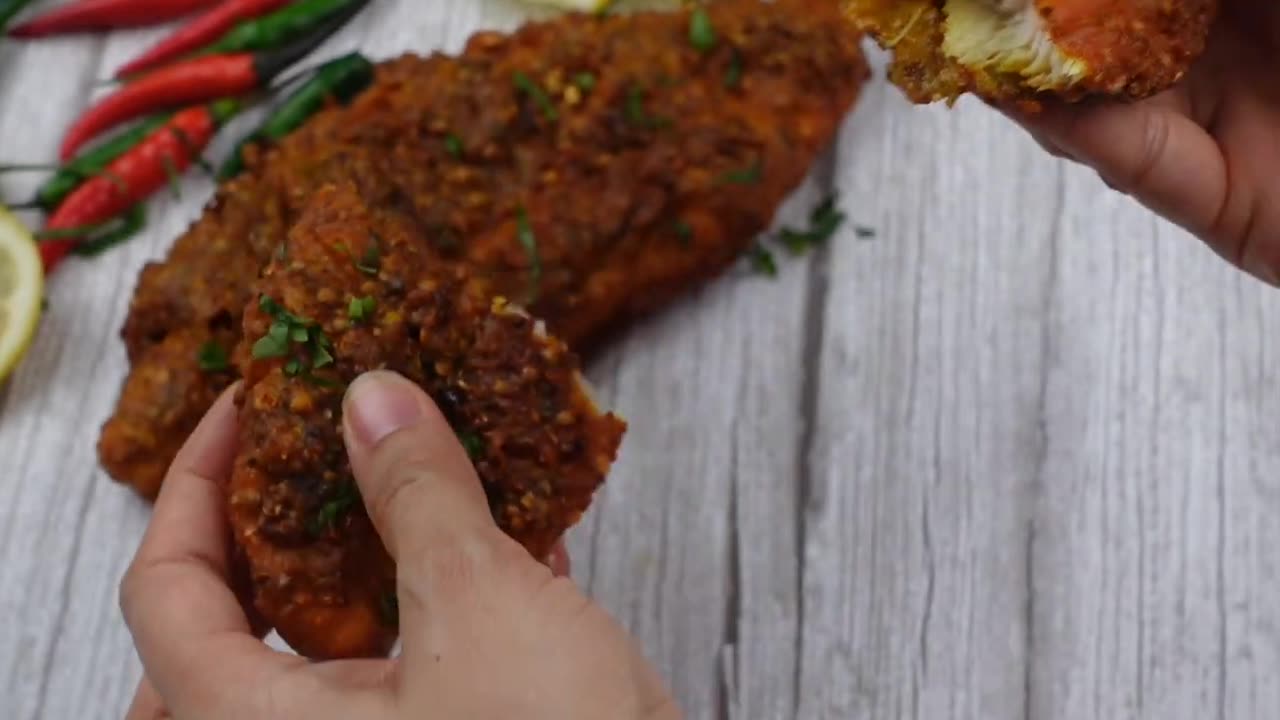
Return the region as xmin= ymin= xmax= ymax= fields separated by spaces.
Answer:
xmin=1004 ymin=1 xmax=1280 ymax=285
xmin=119 ymin=371 xmax=679 ymax=719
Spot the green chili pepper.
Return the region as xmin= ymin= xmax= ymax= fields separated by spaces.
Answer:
xmin=202 ymin=0 xmax=369 ymax=56
xmin=33 ymin=114 xmax=172 ymax=212
xmin=0 ymin=0 xmax=35 ymax=32
xmin=73 ymin=204 xmax=147 ymax=257
xmin=36 ymin=204 xmax=147 ymax=256
xmin=218 ymin=52 xmax=374 ymax=179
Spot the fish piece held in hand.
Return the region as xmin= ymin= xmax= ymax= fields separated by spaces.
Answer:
xmin=230 ymin=184 xmax=626 ymax=659
xmin=842 ymin=0 xmax=1219 ymax=105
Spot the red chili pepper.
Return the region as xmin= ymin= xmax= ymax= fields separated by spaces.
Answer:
xmin=59 ymin=53 xmax=256 ymax=161
xmin=41 ymin=101 xmax=239 ymax=272
xmin=8 ymin=0 xmax=219 ymax=38
xmin=114 ymin=0 xmax=293 ymax=79
xmin=60 ymin=8 xmax=359 ymax=160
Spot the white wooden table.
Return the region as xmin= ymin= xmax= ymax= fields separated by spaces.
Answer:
xmin=2 ymin=2 xmax=1278 ymax=718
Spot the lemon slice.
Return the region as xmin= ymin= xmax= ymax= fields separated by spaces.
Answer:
xmin=0 ymin=206 xmax=43 ymax=383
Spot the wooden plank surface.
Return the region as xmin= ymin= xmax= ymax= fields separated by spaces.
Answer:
xmin=1 ymin=3 xmax=1278 ymax=719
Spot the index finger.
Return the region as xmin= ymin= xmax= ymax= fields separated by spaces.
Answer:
xmin=119 ymin=385 xmax=294 ymax=709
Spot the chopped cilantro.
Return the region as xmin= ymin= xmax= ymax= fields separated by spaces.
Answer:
xmin=747 ymin=243 xmax=777 ymax=277
xmin=252 ymin=294 xmax=337 ymax=374
xmin=624 ymin=84 xmax=670 ymax=130
xmin=779 ymin=195 xmax=845 ymax=254
xmin=251 ymin=322 xmax=290 ymax=359
xmin=720 ymin=160 xmax=762 ymax=185
xmin=574 ymin=72 xmax=596 ymax=91
xmin=513 ymin=71 xmax=558 ymax=122
xmin=724 ymin=48 xmax=743 ymax=89
xmin=196 ymin=341 xmax=228 ymax=372
xmin=348 ymin=295 xmax=377 ymax=322
xmin=355 ymin=239 xmax=381 ymax=276
xmin=457 ymin=430 xmax=485 ymax=461
xmin=312 ymin=344 xmax=334 ymax=369
xmin=674 ymin=219 xmax=693 ymax=246
xmin=516 ymin=206 xmax=542 ymax=300
xmin=689 ymin=7 xmax=716 ymax=52
xmin=309 ymin=484 xmax=360 ymax=536
xmin=444 ymin=133 xmax=463 ymax=158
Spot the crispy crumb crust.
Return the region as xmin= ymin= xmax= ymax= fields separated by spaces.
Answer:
xmin=843 ymin=0 xmax=1218 ymax=105
xmin=99 ymin=0 xmax=869 ymax=499
xmin=231 ymin=185 xmax=626 ymax=659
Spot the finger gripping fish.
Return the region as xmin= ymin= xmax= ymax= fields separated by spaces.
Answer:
xmin=229 ymin=184 xmax=625 ymax=659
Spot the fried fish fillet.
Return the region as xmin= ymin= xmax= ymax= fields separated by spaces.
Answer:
xmin=231 ymin=184 xmax=625 ymax=659
xmin=843 ymin=0 xmax=1218 ymax=105
xmin=98 ymin=0 xmax=869 ymax=499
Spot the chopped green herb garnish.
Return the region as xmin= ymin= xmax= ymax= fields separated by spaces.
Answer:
xmin=252 ymin=294 xmax=337 ymax=374
xmin=574 ymin=72 xmax=596 ymax=91
xmin=259 ymin=295 xmax=282 ymax=315
xmin=457 ymin=431 xmax=485 ymax=461
xmin=348 ymin=295 xmax=377 ymax=322
xmin=516 ymin=206 xmax=542 ymax=300
xmin=309 ymin=484 xmax=360 ymax=536
xmin=333 ymin=242 xmax=350 ymax=256
xmin=444 ymin=133 xmax=463 ymax=158
xmin=747 ymin=243 xmax=777 ymax=277
xmin=779 ymin=195 xmax=845 ymax=254
xmin=720 ymin=160 xmax=762 ymax=185
xmin=513 ymin=71 xmax=558 ymax=122
xmin=378 ymin=591 xmax=399 ymax=628
xmin=251 ymin=322 xmax=290 ymax=359
xmin=313 ymin=344 xmax=334 ymax=369
xmin=624 ymin=84 xmax=670 ymax=130
xmin=674 ymin=219 xmax=693 ymax=246
xmin=196 ymin=341 xmax=228 ymax=372
xmin=275 ymin=243 xmax=288 ymax=261
xmin=355 ymin=241 xmax=381 ymax=276
xmin=689 ymin=7 xmax=716 ymax=52
xmin=855 ymin=225 xmax=876 ymax=239
xmin=724 ymin=48 xmax=743 ymax=88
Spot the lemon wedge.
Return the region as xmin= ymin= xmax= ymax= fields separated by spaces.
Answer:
xmin=0 ymin=206 xmax=43 ymax=384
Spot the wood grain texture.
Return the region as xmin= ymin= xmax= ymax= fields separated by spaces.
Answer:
xmin=1 ymin=4 xmax=1278 ymax=720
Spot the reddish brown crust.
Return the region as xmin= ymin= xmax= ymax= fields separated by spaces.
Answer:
xmin=845 ymin=0 xmax=1219 ymax=104
xmin=99 ymin=0 xmax=869 ymax=499
xmin=1040 ymin=0 xmax=1218 ymax=98
xmin=232 ymin=184 xmax=625 ymax=659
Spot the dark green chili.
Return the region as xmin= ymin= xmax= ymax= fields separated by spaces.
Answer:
xmin=72 ymin=205 xmax=148 ymax=257
xmin=0 ymin=0 xmax=34 ymax=32
xmin=203 ymin=0 xmax=369 ymax=56
xmin=219 ymin=52 xmax=375 ymax=179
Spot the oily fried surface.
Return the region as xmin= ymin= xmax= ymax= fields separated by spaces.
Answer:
xmin=100 ymin=0 xmax=869 ymax=498
xmin=844 ymin=0 xmax=1217 ymax=104
xmin=231 ymin=184 xmax=626 ymax=659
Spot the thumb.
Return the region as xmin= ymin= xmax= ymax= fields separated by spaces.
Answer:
xmin=340 ymin=370 xmax=548 ymax=651
xmin=341 ymin=370 xmax=499 ymax=564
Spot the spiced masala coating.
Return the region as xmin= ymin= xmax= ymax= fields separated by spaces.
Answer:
xmin=98 ymin=0 xmax=869 ymax=499
xmin=842 ymin=0 xmax=1218 ymax=105
xmin=232 ymin=184 xmax=626 ymax=659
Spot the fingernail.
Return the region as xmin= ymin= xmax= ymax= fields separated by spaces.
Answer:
xmin=344 ymin=371 xmax=427 ymax=447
